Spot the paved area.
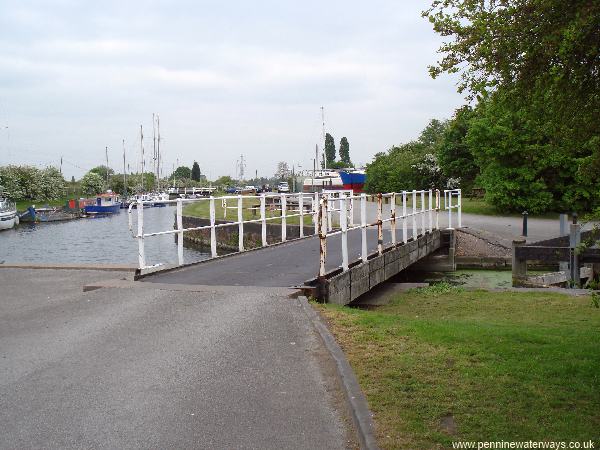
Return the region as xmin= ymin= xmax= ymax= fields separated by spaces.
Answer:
xmin=145 ymin=230 xmax=385 ymax=287
xmin=360 ymin=199 xmax=572 ymax=244
xmin=0 ymin=269 xmax=354 ymax=449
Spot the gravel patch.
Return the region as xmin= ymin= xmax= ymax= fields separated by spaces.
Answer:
xmin=456 ymin=229 xmax=511 ymax=258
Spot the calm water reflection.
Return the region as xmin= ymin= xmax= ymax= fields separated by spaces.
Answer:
xmin=0 ymin=206 xmax=208 ymax=266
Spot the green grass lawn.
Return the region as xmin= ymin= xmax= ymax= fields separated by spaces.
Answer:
xmin=15 ymin=195 xmax=78 ymax=211
xmin=183 ymin=195 xmax=315 ymax=226
xmin=316 ymin=286 xmax=600 ymax=449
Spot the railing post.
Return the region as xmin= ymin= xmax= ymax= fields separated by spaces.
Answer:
xmin=299 ymin=193 xmax=304 ymax=238
xmin=361 ymin=193 xmax=367 ymax=262
xmin=428 ymin=189 xmax=433 ymax=233
xmin=435 ymin=190 xmax=440 ymax=230
xmin=340 ymin=197 xmax=348 ymax=271
xmin=570 ymin=218 xmax=581 ymax=287
xmin=260 ymin=194 xmax=267 ymax=247
xmin=447 ymin=191 xmax=453 ymax=230
xmin=209 ymin=196 xmax=217 ymax=258
xmin=319 ymin=195 xmax=327 ymax=277
xmin=237 ymin=195 xmax=244 ymax=251
xmin=412 ymin=190 xmax=417 ymax=240
xmin=348 ymin=196 xmax=354 ymax=227
xmin=377 ymin=193 xmax=383 ymax=255
xmin=327 ymin=193 xmax=333 ymax=232
xmin=281 ymin=194 xmax=287 ymax=242
xmin=420 ymin=190 xmax=426 ymax=236
xmin=222 ymin=198 xmax=227 ymax=219
xmin=390 ymin=193 xmax=396 ymax=245
xmin=402 ymin=191 xmax=407 ymax=244
xmin=137 ymin=200 xmax=146 ymax=269
xmin=313 ymin=192 xmax=318 ymax=236
xmin=176 ymin=198 xmax=184 ymax=266
xmin=457 ymin=190 xmax=462 ymax=228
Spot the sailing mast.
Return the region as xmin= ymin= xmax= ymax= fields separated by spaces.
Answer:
xmin=140 ymin=125 xmax=145 ymax=192
xmin=105 ymin=146 xmax=109 ymax=185
xmin=157 ymin=114 xmax=161 ymax=192
xmin=122 ymin=139 xmax=127 ymax=198
xmin=152 ymin=113 xmax=156 ymax=192
xmin=321 ymin=106 xmax=326 ymax=170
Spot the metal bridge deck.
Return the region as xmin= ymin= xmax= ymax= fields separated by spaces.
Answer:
xmin=142 ymin=229 xmax=389 ymax=287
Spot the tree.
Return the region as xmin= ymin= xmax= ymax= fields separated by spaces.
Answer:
xmin=37 ymin=167 xmax=66 ymax=201
xmin=191 ymin=161 xmax=201 ymax=181
xmin=80 ymin=172 xmax=105 ymax=196
xmin=324 ymin=133 xmax=336 ymax=166
xmin=172 ymin=166 xmax=192 ymax=180
xmin=437 ymin=106 xmax=479 ymax=193
xmin=0 ymin=166 xmax=26 ymax=200
xmin=215 ymin=175 xmax=234 ymax=187
xmin=423 ymin=0 xmax=600 ymax=100
xmin=274 ymin=161 xmax=290 ymax=180
xmin=424 ymin=0 xmax=600 ymax=212
xmin=364 ymin=142 xmax=430 ymax=193
xmin=339 ymin=137 xmax=351 ymax=165
xmin=89 ymin=165 xmax=114 ymax=181
xmin=418 ymin=119 xmax=447 ymax=148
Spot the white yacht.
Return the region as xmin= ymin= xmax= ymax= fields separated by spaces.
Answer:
xmin=0 ymin=197 xmax=18 ymax=230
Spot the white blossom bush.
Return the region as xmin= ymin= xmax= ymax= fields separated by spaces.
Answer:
xmin=411 ymin=153 xmax=446 ymax=188
xmin=0 ymin=165 xmax=65 ymax=201
xmin=80 ymin=172 xmax=106 ymax=196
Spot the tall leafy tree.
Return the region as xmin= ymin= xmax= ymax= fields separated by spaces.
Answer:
xmin=424 ymin=0 xmax=600 ymax=212
xmin=172 ymin=166 xmax=192 ymax=179
xmin=191 ymin=161 xmax=201 ymax=181
xmin=365 ymin=142 xmax=429 ymax=193
xmin=89 ymin=165 xmax=114 ymax=181
xmin=418 ymin=119 xmax=447 ymax=148
xmin=339 ymin=137 xmax=351 ymax=165
xmin=437 ymin=106 xmax=479 ymax=192
xmin=80 ymin=172 xmax=105 ymax=196
xmin=324 ymin=133 xmax=336 ymax=166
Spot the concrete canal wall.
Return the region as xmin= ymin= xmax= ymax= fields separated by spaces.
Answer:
xmin=179 ymin=216 xmax=316 ymax=252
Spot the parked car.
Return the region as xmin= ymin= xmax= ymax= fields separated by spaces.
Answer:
xmin=277 ymin=182 xmax=290 ymax=193
xmin=225 ymin=186 xmax=237 ymax=194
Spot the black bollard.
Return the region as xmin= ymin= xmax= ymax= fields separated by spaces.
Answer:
xmin=522 ymin=211 xmax=528 ymax=237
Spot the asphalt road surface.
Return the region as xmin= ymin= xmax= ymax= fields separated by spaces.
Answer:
xmin=0 ymin=269 xmax=353 ymax=449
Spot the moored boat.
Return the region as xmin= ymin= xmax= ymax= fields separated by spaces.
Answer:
xmin=83 ymin=191 xmax=122 ymax=214
xmin=0 ymin=197 xmax=18 ymax=230
xmin=339 ymin=169 xmax=366 ymax=193
xmin=302 ymin=170 xmax=344 ymax=192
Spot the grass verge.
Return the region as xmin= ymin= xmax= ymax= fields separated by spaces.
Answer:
xmin=315 ymin=285 xmax=600 ymax=449
xmin=183 ymin=196 xmax=314 ymax=226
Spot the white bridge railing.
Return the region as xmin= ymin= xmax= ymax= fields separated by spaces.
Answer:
xmin=128 ymin=189 xmax=461 ymax=272
xmin=129 ymin=192 xmax=321 ymax=270
xmin=316 ymin=189 xmax=461 ymax=276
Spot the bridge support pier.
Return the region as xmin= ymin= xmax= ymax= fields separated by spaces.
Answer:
xmin=410 ymin=229 xmax=456 ymax=272
xmin=511 ymin=238 xmax=528 ymax=287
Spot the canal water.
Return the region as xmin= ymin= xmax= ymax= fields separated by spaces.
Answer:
xmin=0 ymin=206 xmax=209 ymax=266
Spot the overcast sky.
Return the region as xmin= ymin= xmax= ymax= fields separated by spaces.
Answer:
xmin=0 ymin=0 xmax=463 ymax=180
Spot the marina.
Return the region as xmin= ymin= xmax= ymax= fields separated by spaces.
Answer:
xmin=0 ymin=205 xmax=207 ymax=266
